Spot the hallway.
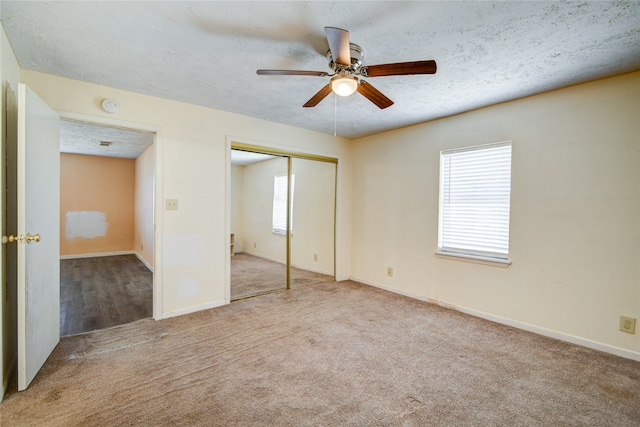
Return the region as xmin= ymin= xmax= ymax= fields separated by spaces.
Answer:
xmin=60 ymin=254 xmax=152 ymax=336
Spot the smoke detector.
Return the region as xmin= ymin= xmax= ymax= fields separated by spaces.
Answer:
xmin=101 ymin=99 xmax=119 ymax=114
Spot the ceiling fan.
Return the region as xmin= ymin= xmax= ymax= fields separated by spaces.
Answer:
xmin=257 ymin=26 xmax=437 ymax=109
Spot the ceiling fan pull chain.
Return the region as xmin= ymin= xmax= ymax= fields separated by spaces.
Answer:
xmin=334 ymin=93 xmax=337 ymax=137
xmin=351 ymin=95 xmax=355 ymax=132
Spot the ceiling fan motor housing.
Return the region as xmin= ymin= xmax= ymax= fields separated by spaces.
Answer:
xmin=327 ymin=43 xmax=364 ymax=74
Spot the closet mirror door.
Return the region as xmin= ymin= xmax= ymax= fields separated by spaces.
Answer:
xmin=230 ymin=150 xmax=288 ymax=299
xmin=290 ymin=158 xmax=336 ymax=287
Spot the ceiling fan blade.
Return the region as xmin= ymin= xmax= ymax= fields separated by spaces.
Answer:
xmin=362 ymin=60 xmax=437 ymax=77
xmin=325 ymin=26 xmax=351 ymax=66
xmin=356 ymin=80 xmax=394 ymax=109
xmin=257 ymin=70 xmax=329 ymax=76
xmin=303 ymin=85 xmax=333 ymax=108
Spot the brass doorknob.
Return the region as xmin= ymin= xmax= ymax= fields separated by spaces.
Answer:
xmin=2 ymin=234 xmax=23 ymax=244
xmin=26 ymin=233 xmax=40 ymax=243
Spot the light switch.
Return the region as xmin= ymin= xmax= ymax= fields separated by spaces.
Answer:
xmin=165 ymin=199 xmax=178 ymax=210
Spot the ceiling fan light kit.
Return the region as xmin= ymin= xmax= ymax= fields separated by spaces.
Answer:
xmin=257 ymin=26 xmax=437 ymax=109
xmin=331 ymin=74 xmax=358 ymax=96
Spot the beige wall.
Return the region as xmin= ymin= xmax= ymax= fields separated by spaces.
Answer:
xmin=134 ymin=145 xmax=154 ymax=269
xmin=350 ymin=71 xmax=640 ymax=359
xmin=20 ymin=69 xmax=352 ymax=319
xmin=60 ymin=153 xmax=135 ymax=256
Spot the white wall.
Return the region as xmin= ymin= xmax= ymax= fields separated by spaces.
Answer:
xmin=350 ymin=71 xmax=640 ymax=359
xmin=20 ymin=70 xmax=352 ymax=318
xmin=135 ymin=144 xmax=154 ymax=269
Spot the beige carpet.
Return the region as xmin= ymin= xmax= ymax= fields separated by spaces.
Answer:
xmin=2 ymin=280 xmax=639 ymax=426
xmin=231 ymin=252 xmax=334 ymax=299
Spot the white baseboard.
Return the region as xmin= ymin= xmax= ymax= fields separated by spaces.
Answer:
xmin=238 ymin=251 xmax=333 ymax=276
xmin=290 ymin=263 xmax=333 ymax=276
xmin=349 ymin=276 xmax=640 ymax=362
xmin=240 ymin=250 xmax=285 ymax=265
xmin=60 ymin=251 xmax=136 ymax=260
xmin=160 ymin=299 xmax=226 ymax=320
xmin=60 ymin=251 xmax=154 ymax=273
xmin=134 ymin=252 xmax=154 ymax=273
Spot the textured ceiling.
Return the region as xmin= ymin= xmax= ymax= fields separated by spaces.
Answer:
xmin=60 ymin=120 xmax=154 ymax=159
xmin=3 ymin=1 xmax=640 ymax=139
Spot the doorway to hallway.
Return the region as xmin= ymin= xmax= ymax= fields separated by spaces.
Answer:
xmin=59 ymin=120 xmax=156 ymax=335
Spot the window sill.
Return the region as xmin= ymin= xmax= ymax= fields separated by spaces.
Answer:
xmin=435 ymin=251 xmax=511 ymax=268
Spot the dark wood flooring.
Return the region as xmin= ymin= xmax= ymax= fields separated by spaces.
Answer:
xmin=60 ymin=254 xmax=153 ymax=336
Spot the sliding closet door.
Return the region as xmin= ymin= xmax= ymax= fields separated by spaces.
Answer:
xmin=230 ymin=151 xmax=288 ymax=299
xmin=289 ymin=158 xmax=336 ymax=287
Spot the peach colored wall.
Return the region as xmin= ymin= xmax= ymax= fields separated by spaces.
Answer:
xmin=60 ymin=153 xmax=135 ymax=256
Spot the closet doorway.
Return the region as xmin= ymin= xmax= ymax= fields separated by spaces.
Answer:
xmin=229 ymin=144 xmax=337 ymax=300
xmin=59 ymin=120 xmax=155 ymax=335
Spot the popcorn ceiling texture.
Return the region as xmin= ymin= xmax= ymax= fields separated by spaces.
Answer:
xmin=3 ymin=1 xmax=640 ymax=139
xmin=60 ymin=120 xmax=153 ymax=159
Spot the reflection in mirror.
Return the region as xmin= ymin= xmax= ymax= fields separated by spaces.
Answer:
xmin=230 ymin=150 xmax=288 ymax=299
xmin=290 ymin=158 xmax=336 ymax=286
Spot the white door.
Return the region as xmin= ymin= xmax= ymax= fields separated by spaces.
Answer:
xmin=14 ymin=83 xmax=60 ymax=391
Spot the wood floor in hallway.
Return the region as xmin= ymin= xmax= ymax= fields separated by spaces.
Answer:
xmin=60 ymin=254 xmax=152 ymax=336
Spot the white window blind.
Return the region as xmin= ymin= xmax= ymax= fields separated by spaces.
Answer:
xmin=438 ymin=142 xmax=512 ymax=260
xmin=272 ymin=174 xmax=294 ymax=235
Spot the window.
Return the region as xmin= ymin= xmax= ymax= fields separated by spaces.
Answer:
xmin=272 ymin=174 xmax=294 ymax=235
xmin=438 ymin=142 xmax=512 ymax=261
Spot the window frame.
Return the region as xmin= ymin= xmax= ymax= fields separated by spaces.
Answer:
xmin=272 ymin=173 xmax=295 ymax=235
xmin=437 ymin=141 xmax=513 ymax=267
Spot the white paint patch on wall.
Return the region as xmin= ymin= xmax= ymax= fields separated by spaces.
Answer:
xmin=65 ymin=211 xmax=109 ymax=239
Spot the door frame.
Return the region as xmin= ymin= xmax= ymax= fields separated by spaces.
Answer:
xmin=57 ymin=111 xmax=163 ymax=320
xmin=225 ymin=135 xmax=342 ymax=304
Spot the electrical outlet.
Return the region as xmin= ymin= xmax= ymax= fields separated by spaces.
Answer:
xmin=313 ymin=254 xmax=318 ymax=261
xmin=165 ymin=199 xmax=178 ymax=210
xmin=140 ymin=244 xmax=143 ymax=251
xmin=387 ymin=267 xmax=393 ymax=277
xmin=253 ymin=242 xmax=256 ymax=248
xmin=620 ymin=316 xmax=636 ymax=334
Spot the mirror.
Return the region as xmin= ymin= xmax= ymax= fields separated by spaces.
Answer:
xmin=290 ymin=157 xmax=335 ymax=287
xmin=230 ymin=148 xmax=337 ymax=300
xmin=230 ymin=150 xmax=288 ymax=299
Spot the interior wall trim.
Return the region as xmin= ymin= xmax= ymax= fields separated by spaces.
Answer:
xmin=60 ymin=250 xmax=137 ymax=260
